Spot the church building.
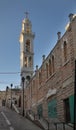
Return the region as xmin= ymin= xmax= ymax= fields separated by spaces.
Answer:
xmin=19 ymin=13 xmax=76 ymax=124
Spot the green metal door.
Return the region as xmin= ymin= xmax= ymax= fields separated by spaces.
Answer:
xmin=69 ymin=95 xmax=74 ymax=123
xmin=48 ymin=99 xmax=57 ymax=118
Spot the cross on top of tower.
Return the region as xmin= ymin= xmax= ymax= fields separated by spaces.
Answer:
xmin=25 ymin=12 xmax=29 ymax=18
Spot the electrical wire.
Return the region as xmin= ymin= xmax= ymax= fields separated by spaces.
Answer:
xmin=0 ymin=72 xmax=20 ymax=74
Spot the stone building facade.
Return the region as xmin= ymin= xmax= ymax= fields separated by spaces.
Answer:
xmin=0 ymin=88 xmax=21 ymax=108
xmin=20 ymin=13 xmax=76 ymax=123
xmin=5 ymin=87 xmax=21 ymax=108
xmin=0 ymin=91 xmax=6 ymax=106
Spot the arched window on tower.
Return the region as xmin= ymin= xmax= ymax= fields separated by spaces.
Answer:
xmin=29 ymin=56 xmax=32 ymax=67
xmin=26 ymin=75 xmax=30 ymax=82
xmin=49 ymin=59 xmax=52 ymax=76
xmin=63 ymin=41 xmax=67 ymax=62
xmin=26 ymin=40 xmax=30 ymax=52
xmin=52 ymin=55 xmax=55 ymax=73
xmin=24 ymin=56 xmax=27 ymax=67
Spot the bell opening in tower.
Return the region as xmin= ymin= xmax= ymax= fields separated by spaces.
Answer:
xmin=26 ymin=39 xmax=30 ymax=52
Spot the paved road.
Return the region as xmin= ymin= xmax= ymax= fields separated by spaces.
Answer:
xmin=0 ymin=106 xmax=42 ymax=130
xmin=0 ymin=107 xmax=10 ymax=130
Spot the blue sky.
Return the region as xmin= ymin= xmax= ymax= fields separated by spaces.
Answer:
xmin=0 ymin=0 xmax=76 ymax=90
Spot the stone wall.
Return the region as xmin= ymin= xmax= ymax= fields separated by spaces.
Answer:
xmin=24 ymin=14 xmax=76 ymax=122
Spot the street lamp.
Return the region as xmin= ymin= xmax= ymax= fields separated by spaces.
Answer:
xmin=11 ymin=84 xmax=13 ymax=109
xmin=6 ymin=86 xmax=9 ymax=106
xmin=22 ymin=77 xmax=25 ymax=116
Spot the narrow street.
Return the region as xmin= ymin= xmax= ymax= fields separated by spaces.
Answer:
xmin=0 ymin=106 xmax=42 ymax=130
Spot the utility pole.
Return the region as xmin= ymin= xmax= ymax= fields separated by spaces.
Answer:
xmin=6 ymin=86 xmax=9 ymax=106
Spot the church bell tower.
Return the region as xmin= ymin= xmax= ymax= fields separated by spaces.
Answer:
xmin=19 ymin=13 xmax=35 ymax=86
